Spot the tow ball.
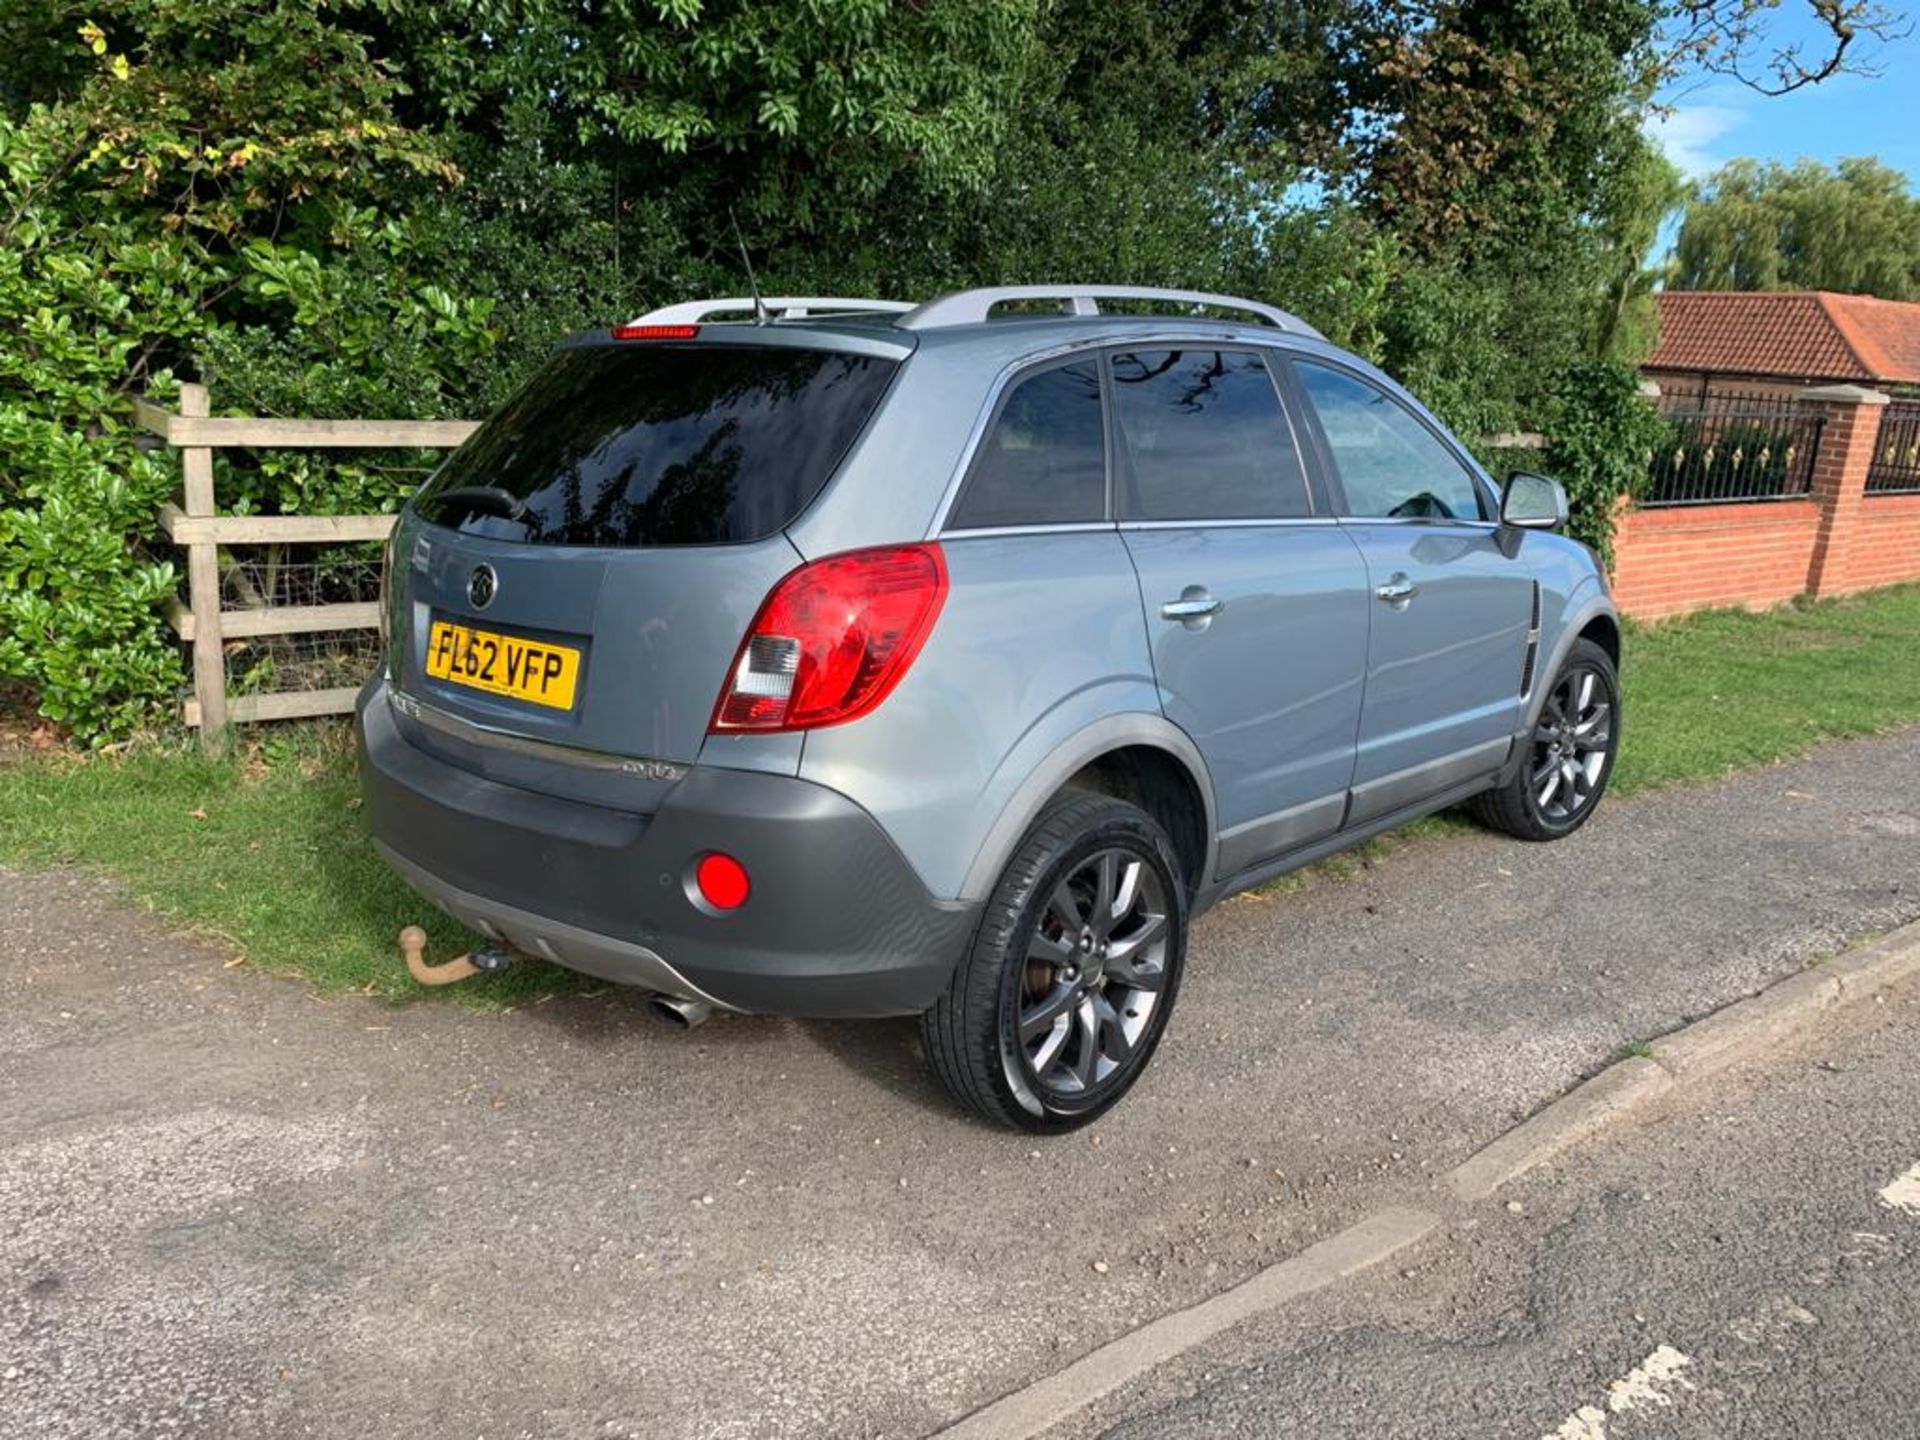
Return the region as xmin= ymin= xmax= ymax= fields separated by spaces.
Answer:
xmin=397 ymin=925 xmax=514 ymax=987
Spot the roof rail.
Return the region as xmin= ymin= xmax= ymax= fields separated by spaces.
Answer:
xmin=630 ymin=297 xmax=915 ymax=325
xmin=895 ymin=285 xmax=1323 ymax=337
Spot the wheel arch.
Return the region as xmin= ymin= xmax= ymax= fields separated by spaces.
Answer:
xmin=1525 ymin=588 xmax=1620 ymax=733
xmin=957 ymin=715 xmax=1218 ymax=905
xmin=1578 ymin=611 xmax=1621 ymax=670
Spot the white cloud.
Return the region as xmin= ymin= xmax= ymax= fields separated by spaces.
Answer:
xmin=1645 ymin=102 xmax=1747 ymax=179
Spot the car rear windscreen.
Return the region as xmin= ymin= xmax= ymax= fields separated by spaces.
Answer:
xmin=413 ymin=343 xmax=898 ymax=547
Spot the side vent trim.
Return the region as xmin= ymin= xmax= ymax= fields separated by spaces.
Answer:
xmin=1518 ymin=582 xmax=1542 ymax=698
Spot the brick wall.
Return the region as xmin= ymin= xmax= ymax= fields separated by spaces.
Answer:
xmin=1610 ymin=383 xmax=1920 ymax=620
xmin=1610 ymin=501 xmax=1823 ymax=620
xmin=1847 ymin=496 xmax=1920 ymax=593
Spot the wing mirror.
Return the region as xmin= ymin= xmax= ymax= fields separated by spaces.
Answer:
xmin=1500 ymin=471 xmax=1568 ymax=531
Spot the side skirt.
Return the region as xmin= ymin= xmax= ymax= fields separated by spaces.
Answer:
xmin=1193 ymin=770 xmax=1503 ymax=916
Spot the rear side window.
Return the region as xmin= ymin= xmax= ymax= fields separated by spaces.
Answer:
xmin=1110 ymin=350 xmax=1311 ymax=521
xmin=414 ymin=344 xmax=897 ymax=547
xmin=1293 ymin=361 xmax=1487 ymax=522
xmin=947 ymin=360 xmax=1107 ymax=529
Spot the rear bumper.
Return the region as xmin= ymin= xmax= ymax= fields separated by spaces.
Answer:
xmin=356 ymin=681 xmax=980 ymax=1017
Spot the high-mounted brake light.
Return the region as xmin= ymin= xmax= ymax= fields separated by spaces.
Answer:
xmin=609 ymin=323 xmax=700 ymax=341
xmin=710 ymin=544 xmax=948 ymax=733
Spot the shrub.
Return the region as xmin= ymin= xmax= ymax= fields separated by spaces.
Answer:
xmin=1544 ymin=360 xmax=1670 ymax=564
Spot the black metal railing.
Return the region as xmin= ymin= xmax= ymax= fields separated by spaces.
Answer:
xmin=1642 ymin=390 xmax=1823 ymax=507
xmin=1867 ymin=400 xmax=1920 ymax=495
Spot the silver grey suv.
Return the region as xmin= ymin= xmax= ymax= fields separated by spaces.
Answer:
xmin=358 ymin=285 xmax=1621 ymax=1131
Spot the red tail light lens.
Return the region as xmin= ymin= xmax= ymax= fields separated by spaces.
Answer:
xmin=609 ymin=323 xmax=700 ymax=340
xmin=711 ymin=544 xmax=948 ymax=732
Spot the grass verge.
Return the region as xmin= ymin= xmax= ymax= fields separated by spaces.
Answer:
xmin=2 ymin=585 xmax=1917 ymax=1002
xmin=0 ymin=725 xmax=578 ymax=1005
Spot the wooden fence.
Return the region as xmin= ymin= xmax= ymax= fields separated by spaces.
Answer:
xmin=139 ymin=384 xmax=478 ymax=749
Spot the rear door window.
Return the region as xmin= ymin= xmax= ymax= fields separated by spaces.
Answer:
xmin=1109 ymin=349 xmax=1312 ymax=521
xmin=413 ymin=343 xmax=897 ymax=547
xmin=946 ymin=359 xmax=1108 ymax=529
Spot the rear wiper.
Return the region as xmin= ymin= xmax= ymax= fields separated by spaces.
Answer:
xmin=419 ymin=485 xmax=531 ymax=524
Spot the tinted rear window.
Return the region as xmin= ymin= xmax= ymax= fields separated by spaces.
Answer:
xmin=947 ymin=359 xmax=1107 ymax=529
xmin=1111 ymin=350 xmax=1311 ymax=520
xmin=414 ymin=344 xmax=897 ymax=546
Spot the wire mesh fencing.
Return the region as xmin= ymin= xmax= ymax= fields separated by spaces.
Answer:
xmin=219 ymin=543 xmax=383 ymax=611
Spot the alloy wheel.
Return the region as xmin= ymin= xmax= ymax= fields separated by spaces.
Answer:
xmin=1531 ymin=663 xmax=1614 ymax=824
xmin=1014 ymin=846 xmax=1170 ymax=1101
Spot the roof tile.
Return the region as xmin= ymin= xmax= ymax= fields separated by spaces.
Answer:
xmin=1648 ymin=291 xmax=1920 ymax=386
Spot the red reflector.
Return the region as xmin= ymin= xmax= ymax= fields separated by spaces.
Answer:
xmin=695 ymin=853 xmax=751 ymax=910
xmin=710 ymin=544 xmax=948 ymax=733
xmin=609 ymin=323 xmax=700 ymax=341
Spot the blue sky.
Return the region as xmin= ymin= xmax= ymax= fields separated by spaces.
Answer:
xmin=1645 ymin=10 xmax=1920 ymax=184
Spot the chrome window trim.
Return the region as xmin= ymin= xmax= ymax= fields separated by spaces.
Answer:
xmin=940 ymin=516 xmax=1346 ymax=539
xmin=1336 ymin=516 xmax=1502 ymax=531
xmin=1118 ymin=516 xmax=1340 ymax=531
xmin=940 ymin=521 xmax=1118 ymax=539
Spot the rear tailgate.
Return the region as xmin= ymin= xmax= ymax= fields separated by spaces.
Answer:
xmin=385 ymin=330 xmax=904 ymax=796
xmin=397 ymin=522 xmax=804 ymax=767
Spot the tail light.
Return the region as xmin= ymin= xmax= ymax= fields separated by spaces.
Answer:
xmin=710 ymin=544 xmax=948 ymax=733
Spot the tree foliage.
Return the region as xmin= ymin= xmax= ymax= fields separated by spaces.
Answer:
xmin=1 ymin=0 xmax=1800 ymax=739
xmin=1674 ymin=156 xmax=1920 ymax=298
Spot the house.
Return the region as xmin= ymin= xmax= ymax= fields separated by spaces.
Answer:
xmin=1644 ymin=290 xmax=1920 ymax=402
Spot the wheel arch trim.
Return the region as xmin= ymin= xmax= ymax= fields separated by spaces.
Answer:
xmin=957 ymin=714 xmax=1219 ymax=904
xmin=1524 ymin=586 xmax=1620 ymax=734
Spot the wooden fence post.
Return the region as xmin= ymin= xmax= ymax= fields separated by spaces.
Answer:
xmin=140 ymin=397 xmax=478 ymax=732
xmin=176 ymin=383 xmax=229 ymax=750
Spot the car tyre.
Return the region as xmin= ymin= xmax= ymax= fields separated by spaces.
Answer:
xmin=921 ymin=791 xmax=1187 ymax=1132
xmin=1471 ymin=637 xmax=1620 ymax=842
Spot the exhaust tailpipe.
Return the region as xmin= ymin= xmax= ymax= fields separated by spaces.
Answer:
xmin=646 ymin=994 xmax=714 ymax=1029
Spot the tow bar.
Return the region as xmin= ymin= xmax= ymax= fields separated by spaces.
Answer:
xmin=397 ymin=924 xmax=514 ymax=987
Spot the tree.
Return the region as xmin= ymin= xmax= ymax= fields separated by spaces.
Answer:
xmin=1658 ymin=0 xmax=1909 ymax=95
xmin=1673 ymin=156 xmax=1920 ymax=297
xmin=0 ymin=0 xmax=1874 ymax=738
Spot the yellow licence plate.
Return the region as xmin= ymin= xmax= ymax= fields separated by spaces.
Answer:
xmin=425 ymin=621 xmax=582 ymax=711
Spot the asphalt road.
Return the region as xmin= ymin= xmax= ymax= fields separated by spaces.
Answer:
xmin=2 ymin=728 xmax=1917 ymax=1439
xmin=1060 ymin=985 xmax=1920 ymax=1440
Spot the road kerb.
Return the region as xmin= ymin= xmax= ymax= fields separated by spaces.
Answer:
xmin=929 ymin=1205 xmax=1441 ymax=1440
xmin=1650 ymin=969 xmax=1843 ymax=1079
xmin=1827 ymin=918 xmax=1920 ymax=1001
xmin=1446 ymin=1057 xmax=1672 ymax=1203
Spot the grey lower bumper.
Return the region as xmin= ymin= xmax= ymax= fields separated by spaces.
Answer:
xmin=375 ymin=841 xmax=735 ymax=1008
xmin=356 ymin=682 xmax=982 ymax=1018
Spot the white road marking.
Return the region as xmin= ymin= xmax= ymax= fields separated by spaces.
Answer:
xmin=1607 ymin=1344 xmax=1694 ymax=1411
xmin=1877 ymin=1163 xmax=1920 ymax=1216
xmin=1541 ymin=1345 xmax=1694 ymax=1439
xmin=1545 ymin=1406 xmax=1608 ymax=1440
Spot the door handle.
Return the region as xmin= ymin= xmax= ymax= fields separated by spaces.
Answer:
xmin=1375 ymin=574 xmax=1419 ymax=606
xmin=1160 ymin=589 xmax=1224 ymax=629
